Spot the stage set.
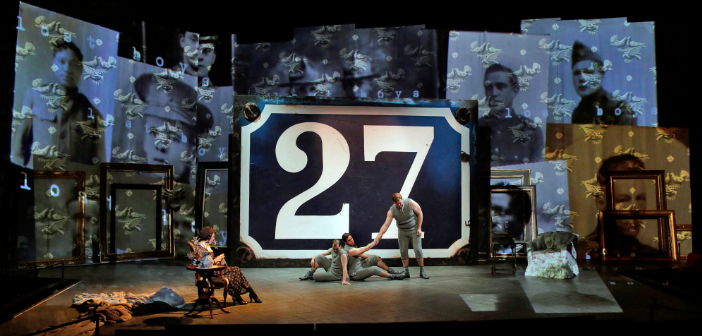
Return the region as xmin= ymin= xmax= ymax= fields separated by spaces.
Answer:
xmin=0 ymin=1 xmax=700 ymax=334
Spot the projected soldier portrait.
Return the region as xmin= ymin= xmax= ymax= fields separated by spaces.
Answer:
xmin=12 ymin=40 xmax=106 ymax=169
xmin=131 ymin=73 xmax=212 ymax=184
xmin=479 ymin=64 xmax=544 ymax=166
xmin=570 ymin=41 xmax=635 ymax=126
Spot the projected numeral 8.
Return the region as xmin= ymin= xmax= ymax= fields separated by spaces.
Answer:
xmin=274 ymin=122 xmax=434 ymax=239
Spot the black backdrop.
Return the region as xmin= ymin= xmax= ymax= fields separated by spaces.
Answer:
xmin=0 ymin=1 xmax=695 ymax=269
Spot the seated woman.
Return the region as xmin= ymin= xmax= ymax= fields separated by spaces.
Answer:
xmin=193 ymin=226 xmax=262 ymax=304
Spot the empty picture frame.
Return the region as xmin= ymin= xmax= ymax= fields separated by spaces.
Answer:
xmin=489 ymin=185 xmax=537 ymax=257
xmin=195 ymin=162 xmax=229 ymax=248
xmin=18 ymin=171 xmax=86 ymax=267
xmin=109 ymin=184 xmax=167 ymax=260
xmin=100 ymin=163 xmax=174 ymax=262
xmin=599 ymin=210 xmax=677 ymax=261
xmin=605 ymin=170 xmax=666 ymax=211
xmin=675 ymin=224 xmax=692 ymax=260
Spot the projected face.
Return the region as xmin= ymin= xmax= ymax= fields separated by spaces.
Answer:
xmin=180 ymin=32 xmax=199 ymax=77
xmin=572 ymin=60 xmax=601 ymax=97
xmin=612 ymin=179 xmax=647 ymax=211
xmin=53 ymin=49 xmax=82 ymax=89
xmin=484 ymin=71 xmax=517 ymax=115
xmin=491 ymin=193 xmax=515 ymax=231
xmin=197 ymin=43 xmax=216 ymax=78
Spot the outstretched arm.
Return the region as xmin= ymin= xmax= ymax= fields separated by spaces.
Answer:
xmin=375 ymin=210 xmax=394 ymax=243
xmin=411 ymin=200 xmax=423 ymax=236
xmin=349 ymin=240 xmax=378 ymax=257
xmin=341 ymin=253 xmax=350 ymax=285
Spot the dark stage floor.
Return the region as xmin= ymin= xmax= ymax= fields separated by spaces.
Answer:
xmin=1 ymin=259 xmax=701 ymax=335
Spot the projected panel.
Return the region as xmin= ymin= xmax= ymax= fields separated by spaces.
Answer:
xmin=524 ymin=18 xmax=657 ymax=126
xmin=12 ymin=3 xmax=119 ymax=170
xmin=240 ymin=102 xmax=472 ymax=259
xmin=448 ymin=32 xmax=549 ymax=166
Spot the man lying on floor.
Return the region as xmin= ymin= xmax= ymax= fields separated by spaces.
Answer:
xmin=342 ymin=233 xmax=405 ymax=281
xmin=299 ymin=240 xmax=351 ymax=285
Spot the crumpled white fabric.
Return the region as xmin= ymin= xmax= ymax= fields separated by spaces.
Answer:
xmin=73 ymin=287 xmax=186 ymax=308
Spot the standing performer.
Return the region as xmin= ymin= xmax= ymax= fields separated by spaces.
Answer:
xmin=375 ymin=193 xmax=429 ymax=279
xmin=298 ymin=240 xmax=350 ymax=285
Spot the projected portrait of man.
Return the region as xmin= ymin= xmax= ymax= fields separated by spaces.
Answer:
xmin=12 ymin=40 xmax=105 ymax=168
xmin=491 ymin=189 xmax=530 ymax=253
xmin=570 ymin=41 xmax=635 ymax=125
xmin=176 ymin=31 xmax=199 ymax=77
xmin=479 ymin=64 xmax=543 ymax=165
xmin=133 ymin=73 xmax=212 ymax=184
xmin=579 ymin=154 xmax=657 ymax=257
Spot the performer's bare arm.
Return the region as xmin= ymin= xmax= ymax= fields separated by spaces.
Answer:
xmin=375 ymin=210 xmax=394 ymax=243
xmin=348 ymin=240 xmax=378 ymax=257
xmin=411 ymin=200 xmax=423 ymax=236
xmin=341 ymin=254 xmax=350 ymax=285
xmin=310 ymin=249 xmax=332 ymax=268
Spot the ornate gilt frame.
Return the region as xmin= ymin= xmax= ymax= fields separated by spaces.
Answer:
xmin=489 ymin=185 xmax=537 ymax=258
xmin=598 ymin=210 xmax=677 ymax=261
xmin=480 ymin=168 xmax=531 ymax=186
xmin=99 ymin=163 xmax=174 ymax=263
xmin=16 ymin=171 xmax=86 ymax=268
xmin=605 ymin=170 xmax=666 ymax=211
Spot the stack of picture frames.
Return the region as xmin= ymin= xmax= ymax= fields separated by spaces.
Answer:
xmin=479 ymin=169 xmax=538 ymax=261
xmin=99 ymin=163 xmax=175 ymax=263
xmin=12 ymin=171 xmax=86 ymax=268
xmin=599 ymin=170 xmax=684 ymax=261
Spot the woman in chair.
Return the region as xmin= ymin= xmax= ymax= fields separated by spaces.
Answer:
xmin=194 ymin=226 xmax=262 ymax=305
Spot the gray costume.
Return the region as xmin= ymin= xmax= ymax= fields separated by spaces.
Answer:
xmin=343 ymin=244 xmax=383 ymax=280
xmin=390 ymin=198 xmax=424 ymax=259
xmin=313 ymin=248 xmax=347 ymax=282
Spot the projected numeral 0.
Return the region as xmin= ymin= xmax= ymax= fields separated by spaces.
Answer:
xmin=274 ymin=123 xmax=433 ymax=239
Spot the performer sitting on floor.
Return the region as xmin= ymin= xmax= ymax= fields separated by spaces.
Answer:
xmin=342 ymin=233 xmax=406 ymax=281
xmin=374 ymin=193 xmax=429 ymax=279
xmin=299 ymin=240 xmax=350 ymax=285
xmin=194 ymin=226 xmax=262 ymax=304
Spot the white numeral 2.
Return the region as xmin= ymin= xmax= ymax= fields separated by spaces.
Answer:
xmin=365 ymin=126 xmax=433 ymax=239
xmin=275 ymin=123 xmax=350 ymax=239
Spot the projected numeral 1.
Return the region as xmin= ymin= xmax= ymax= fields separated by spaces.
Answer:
xmin=505 ymin=107 xmax=512 ymax=118
xmin=88 ymin=108 xmax=94 ymax=119
xmin=17 ymin=16 xmax=25 ymax=31
xmin=20 ymin=172 xmax=30 ymax=190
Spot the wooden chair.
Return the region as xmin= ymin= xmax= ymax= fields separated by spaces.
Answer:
xmin=490 ymin=232 xmax=517 ymax=275
xmin=186 ymin=242 xmax=229 ymax=318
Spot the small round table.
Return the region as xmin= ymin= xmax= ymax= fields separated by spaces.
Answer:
xmin=185 ymin=265 xmax=230 ymax=319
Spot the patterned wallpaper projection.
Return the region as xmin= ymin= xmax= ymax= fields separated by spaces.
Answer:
xmin=233 ymin=25 xmax=440 ymax=99
xmin=524 ymin=18 xmax=657 ymax=126
xmin=12 ymin=2 xmax=119 ymax=169
xmin=447 ymin=32 xmax=549 ymax=166
xmin=546 ymin=124 xmax=690 ymax=259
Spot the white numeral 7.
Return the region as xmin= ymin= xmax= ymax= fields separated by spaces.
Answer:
xmin=365 ymin=126 xmax=433 ymax=239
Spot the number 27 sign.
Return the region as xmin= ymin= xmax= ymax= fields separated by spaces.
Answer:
xmin=241 ymin=103 xmax=472 ymax=259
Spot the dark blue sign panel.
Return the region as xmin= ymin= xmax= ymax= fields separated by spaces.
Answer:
xmin=241 ymin=105 xmax=471 ymax=258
